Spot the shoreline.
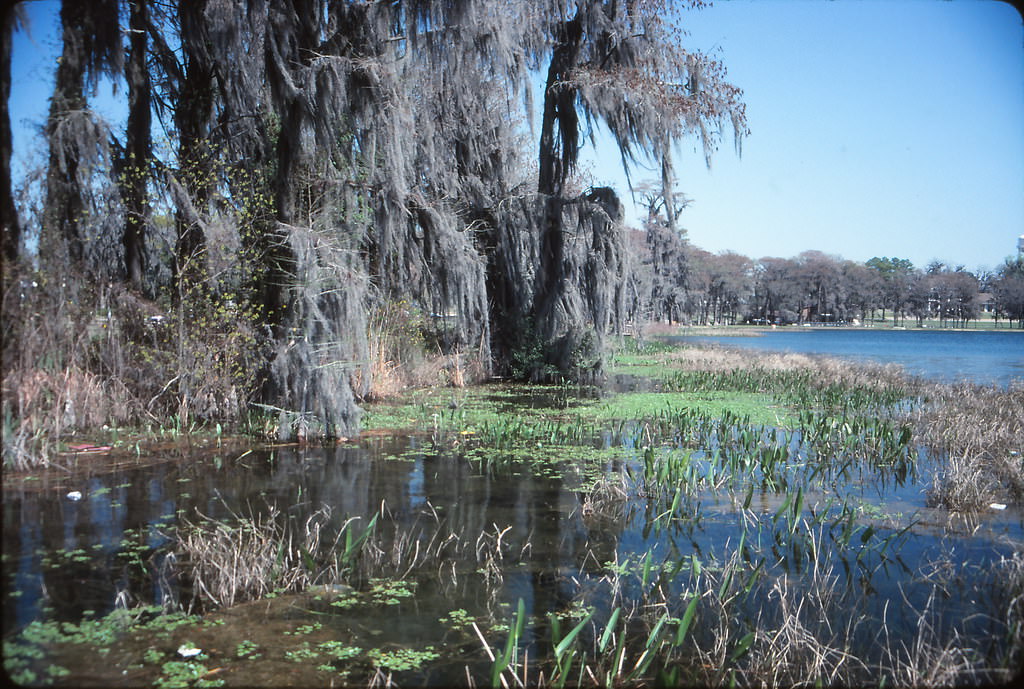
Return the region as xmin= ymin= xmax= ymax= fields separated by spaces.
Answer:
xmin=672 ymin=322 xmax=1024 ymax=336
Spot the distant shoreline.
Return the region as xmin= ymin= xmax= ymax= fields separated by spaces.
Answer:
xmin=672 ymin=323 xmax=1024 ymax=337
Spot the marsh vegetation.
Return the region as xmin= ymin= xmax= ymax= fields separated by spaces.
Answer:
xmin=3 ymin=339 xmax=1022 ymax=687
xmin=3 ymin=2 xmax=1021 ymax=684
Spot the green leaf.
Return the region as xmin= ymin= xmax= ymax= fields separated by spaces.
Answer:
xmin=554 ymin=610 xmax=593 ymax=660
xmin=773 ymin=491 xmax=792 ymax=523
xmin=298 ymin=545 xmax=316 ymax=573
xmin=742 ymin=483 xmax=754 ymax=510
xmin=718 ymin=567 xmax=734 ymax=601
xmin=512 ymin=597 xmax=526 ymax=642
xmin=599 ymin=608 xmax=620 ymax=654
xmin=641 ymin=550 xmax=653 ymax=589
xmin=674 ymin=596 xmax=699 ymax=646
xmin=729 ymin=631 xmax=755 ymax=662
xmin=645 ymin=612 xmax=668 ymax=650
xmin=492 ymin=599 xmax=525 ymax=689
xmin=342 ymin=514 xmax=378 ymax=561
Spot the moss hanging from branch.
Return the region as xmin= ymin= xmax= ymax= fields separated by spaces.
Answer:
xmin=267 ymin=221 xmax=368 ymax=440
xmin=9 ymin=0 xmax=747 ymax=446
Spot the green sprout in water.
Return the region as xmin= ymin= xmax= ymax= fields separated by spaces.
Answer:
xmin=367 ymin=646 xmax=439 ymax=672
xmin=284 ymin=642 xmax=320 ymax=663
xmin=440 ymin=608 xmax=475 ymax=629
xmin=155 ymin=660 xmax=222 ymax=689
xmin=235 ymin=639 xmax=261 ymax=659
xmin=367 ymin=578 xmax=417 ymax=605
xmin=284 ymin=621 xmax=323 ymax=636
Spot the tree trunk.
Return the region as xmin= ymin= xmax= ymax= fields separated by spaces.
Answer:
xmin=174 ymin=0 xmax=212 ymax=293
xmin=262 ymin=0 xmax=319 ymax=334
xmin=533 ymin=13 xmax=583 ymax=374
xmin=44 ymin=1 xmax=88 ymax=266
xmin=123 ymin=0 xmax=151 ymax=291
xmin=536 ymin=13 xmax=582 ymax=199
xmin=0 ymin=4 xmax=17 ymax=263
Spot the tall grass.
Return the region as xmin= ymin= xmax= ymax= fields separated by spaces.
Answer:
xmin=175 ymin=502 xmax=376 ymax=610
xmin=1 ymin=268 xmax=261 ymax=468
xmin=618 ymin=338 xmax=1024 ymax=511
xmin=2 ymin=276 xmax=136 ymax=468
xmin=996 ymin=551 xmax=1024 ymax=673
xmin=356 ymin=299 xmax=488 ymax=402
xmin=475 ymin=537 xmax=1011 ymax=687
xmin=916 ymin=382 xmax=1024 ymax=509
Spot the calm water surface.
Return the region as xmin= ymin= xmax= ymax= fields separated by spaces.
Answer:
xmin=3 ymin=384 xmax=1022 ymax=684
xmin=671 ymin=328 xmax=1024 ymax=385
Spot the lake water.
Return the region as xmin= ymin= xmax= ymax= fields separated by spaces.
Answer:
xmin=3 ymin=382 xmax=1022 ymax=684
xmin=670 ymin=328 xmax=1024 ymax=386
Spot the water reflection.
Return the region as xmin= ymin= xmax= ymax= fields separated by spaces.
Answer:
xmin=3 ymin=428 xmax=1022 ymax=682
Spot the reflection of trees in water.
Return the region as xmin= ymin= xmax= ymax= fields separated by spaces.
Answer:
xmin=3 ymin=437 xmax=637 ymax=634
xmin=4 ymin=463 xmax=176 ymax=631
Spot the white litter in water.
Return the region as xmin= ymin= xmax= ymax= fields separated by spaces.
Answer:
xmin=177 ymin=645 xmax=202 ymax=658
xmin=66 ymin=491 xmax=82 ymax=501
xmin=989 ymin=503 xmax=1007 ymax=511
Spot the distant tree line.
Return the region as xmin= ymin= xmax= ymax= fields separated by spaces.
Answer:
xmin=627 ymin=229 xmax=1024 ymax=329
xmin=1 ymin=0 xmax=747 ymax=449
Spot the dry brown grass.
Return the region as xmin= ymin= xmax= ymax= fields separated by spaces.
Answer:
xmin=175 ymin=503 xmax=354 ymax=611
xmin=657 ymin=341 xmax=912 ymax=393
xmin=880 ymin=587 xmax=992 ymax=687
xmin=358 ymin=300 xmax=490 ymax=400
xmin=927 ymin=453 xmax=1002 ymax=511
xmin=744 ymin=572 xmax=868 ymax=687
xmin=655 ymin=340 xmax=1023 ymax=510
xmin=993 ymin=550 xmax=1024 ymax=675
xmin=916 ymin=382 xmax=1024 ymax=509
xmin=638 ymin=321 xmax=684 ymax=338
xmin=2 ymin=264 xmax=262 ymax=467
xmin=2 ymin=272 xmax=140 ymax=468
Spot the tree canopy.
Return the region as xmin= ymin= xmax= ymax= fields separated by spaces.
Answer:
xmin=2 ymin=0 xmax=747 ymax=442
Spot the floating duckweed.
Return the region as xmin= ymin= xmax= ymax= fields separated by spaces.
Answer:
xmin=367 ymin=646 xmax=439 ymax=672
xmin=284 ymin=622 xmax=323 ymax=636
xmin=317 ymin=640 xmax=361 ymax=661
xmin=154 ymin=660 xmax=220 ymax=688
xmin=440 ymin=608 xmax=475 ymax=629
xmin=367 ymin=578 xmax=417 ymax=605
xmin=235 ymin=639 xmax=261 ymax=659
xmin=284 ymin=642 xmax=319 ymax=663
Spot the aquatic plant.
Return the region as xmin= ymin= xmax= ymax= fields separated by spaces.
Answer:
xmin=175 ymin=502 xmax=374 ymax=609
xmin=916 ymin=381 xmax=1024 ymax=508
xmin=927 ymin=452 xmax=1001 ymax=511
xmin=235 ymin=639 xmax=261 ymax=659
xmin=995 ymin=551 xmax=1024 ymax=674
xmin=8 ymin=337 xmax=1023 ymax=687
xmin=367 ymin=646 xmax=439 ymax=672
xmin=154 ymin=657 xmax=226 ymax=689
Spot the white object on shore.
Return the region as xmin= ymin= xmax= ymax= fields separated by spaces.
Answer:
xmin=66 ymin=491 xmax=82 ymax=501
xmin=989 ymin=503 xmax=1007 ymax=511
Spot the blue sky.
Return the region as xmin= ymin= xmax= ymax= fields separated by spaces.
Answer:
xmin=583 ymin=0 xmax=1024 ymax=271
xmin=10 ymin=0 xmax=1024 ymax=272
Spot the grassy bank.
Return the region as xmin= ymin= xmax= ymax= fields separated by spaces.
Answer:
xmin=612 ymin=336 xmax=1023 ymax=509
